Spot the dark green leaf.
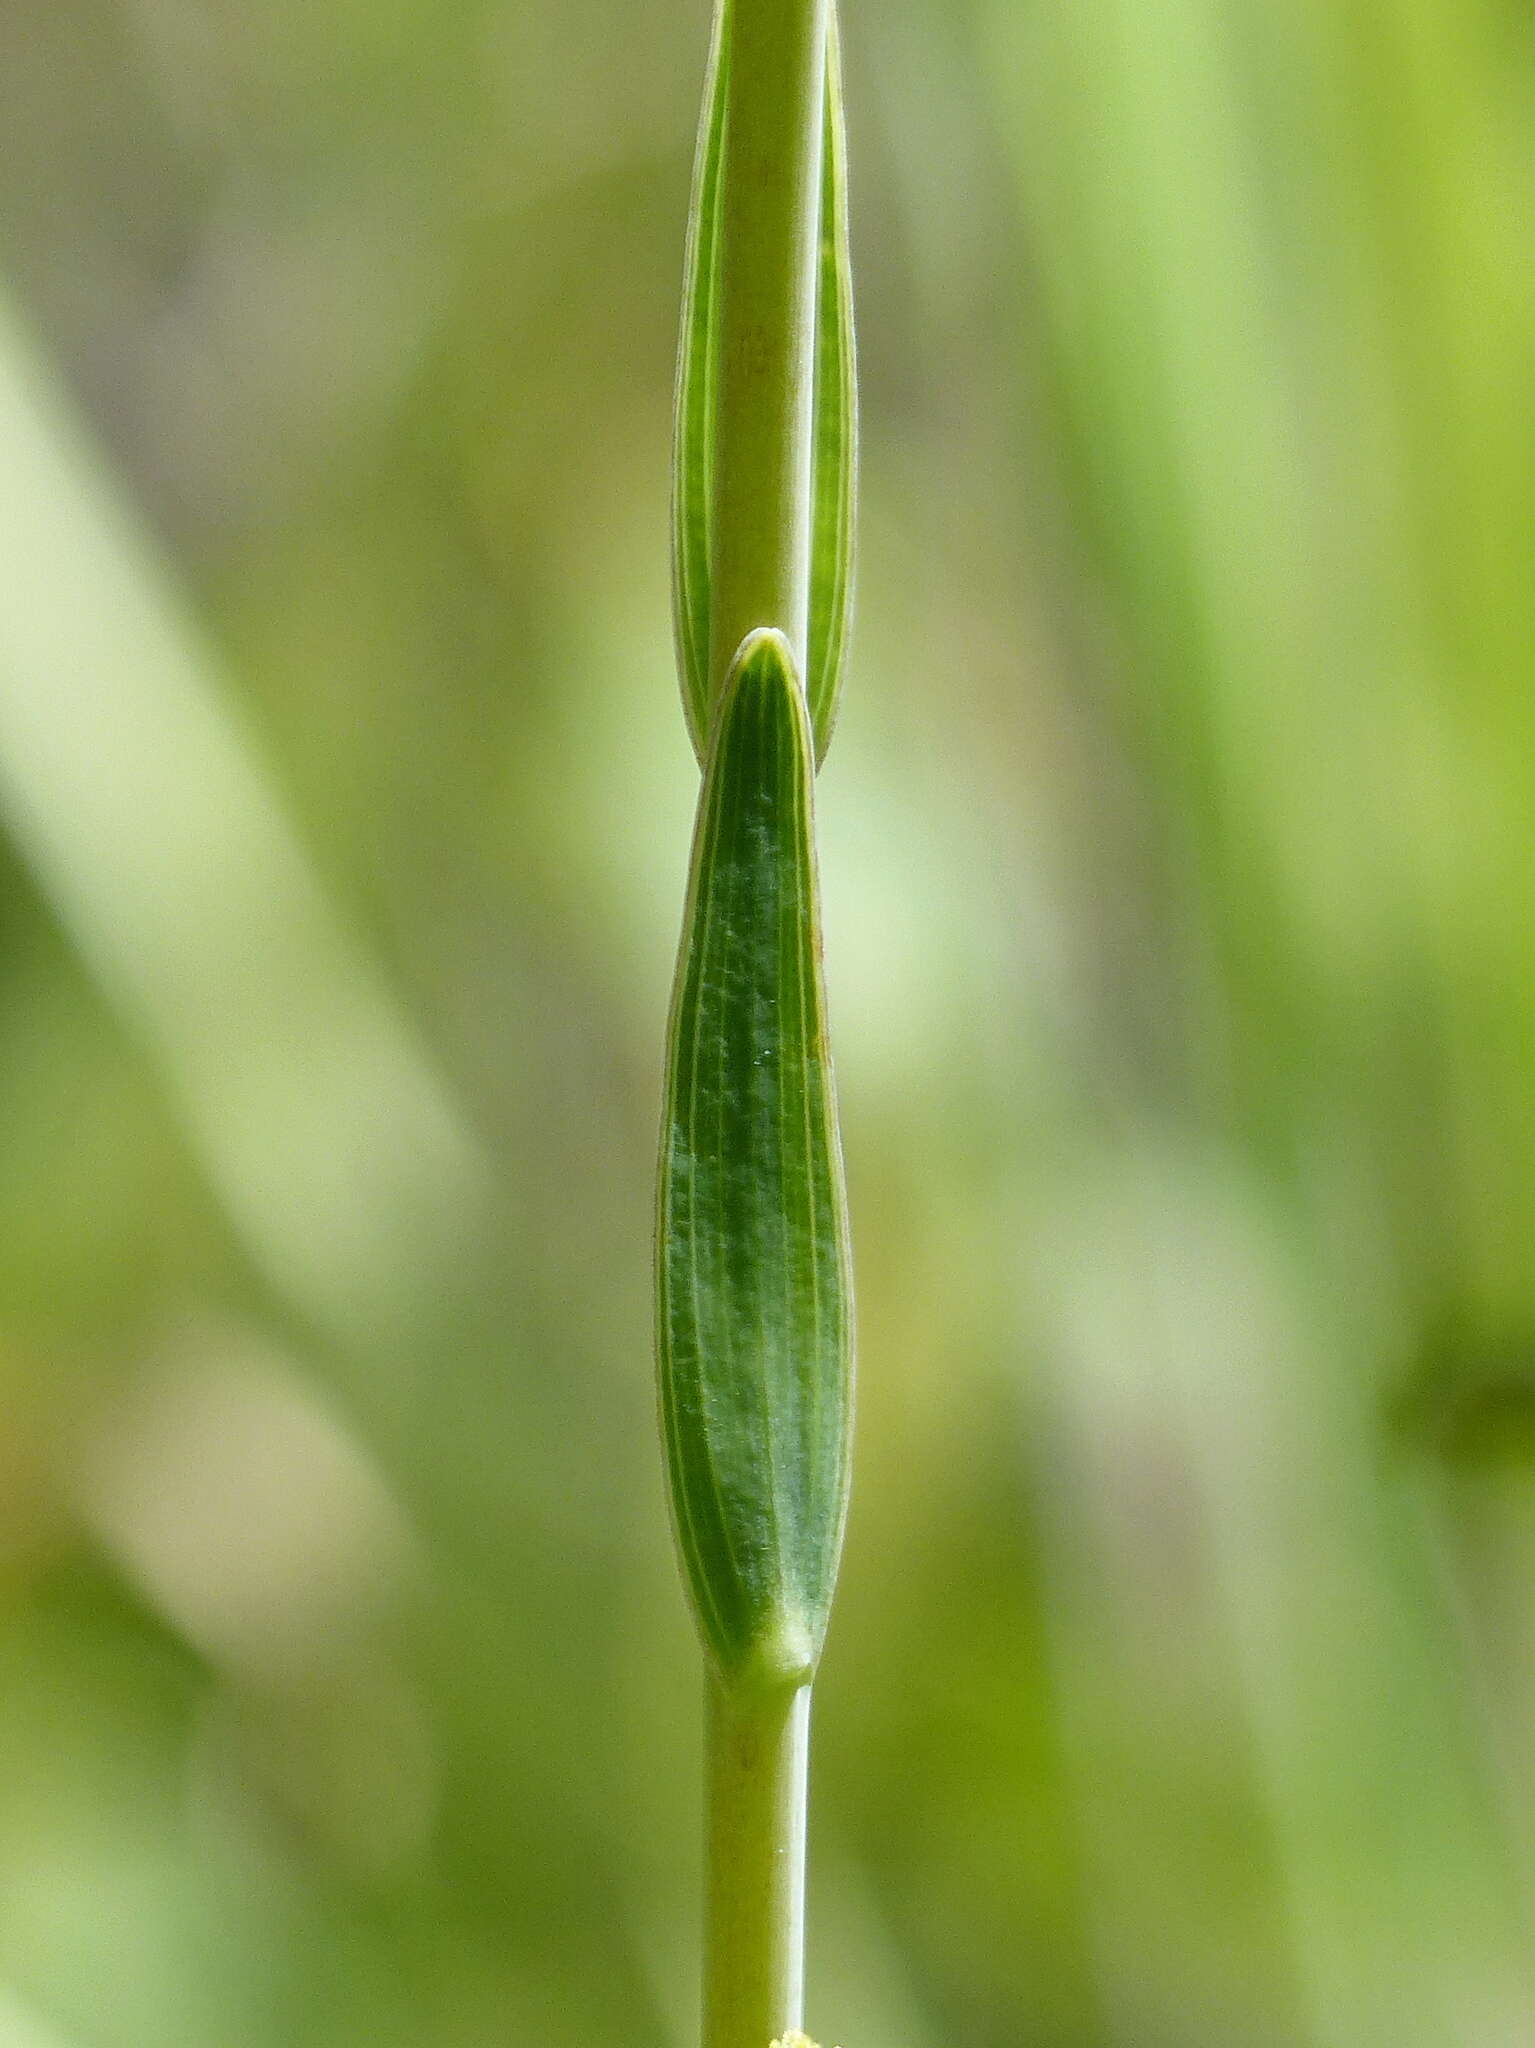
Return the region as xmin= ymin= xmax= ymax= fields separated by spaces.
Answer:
xmin=656 ymin=629 xmax=853 ymax=1689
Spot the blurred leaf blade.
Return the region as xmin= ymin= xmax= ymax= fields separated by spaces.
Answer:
xmin=0 ymin=290 xmax=490 ymax=1353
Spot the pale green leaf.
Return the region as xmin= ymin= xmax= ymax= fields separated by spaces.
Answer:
xmin=671 ymin=0 xmax=731 ymax=757
xmin=805 ymin=8 xmax=857 ymax=763
xmin=672 ymin=5 xmax=858 ymax=765
xmin=656 ymin=628 xmax=853 ymax=1689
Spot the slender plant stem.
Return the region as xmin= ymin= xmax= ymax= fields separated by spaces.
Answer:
xmin=704 ymin=1677 xmax=812 ymax=2048
xmin=707 ymin=0 xmax=832 ymax=699
xmin=685 ymin=6 xmax=836 ymax=2040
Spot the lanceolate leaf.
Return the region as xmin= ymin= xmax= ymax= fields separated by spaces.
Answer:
xmin=805 ymin=9 xmax=857 ymax=762
xmin=656 ymin=629 xmax=854 ymax=1689
xmin=672 ymin=0 xmax=731 ymax=758
xmin=672 ymin=5 xmax=858 ymax=764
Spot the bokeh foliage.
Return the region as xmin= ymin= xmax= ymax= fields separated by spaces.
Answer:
xmin=1 ymin=0 xmax=1534 ymax=2043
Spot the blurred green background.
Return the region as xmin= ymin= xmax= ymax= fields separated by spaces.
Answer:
xmin=1 ymin=0 xmax=1534 ymax=2042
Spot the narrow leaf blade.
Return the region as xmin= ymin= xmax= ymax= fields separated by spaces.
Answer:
xmin=671 ymin=0 xmax=731 ymax=759
xmin=657 ymin=629 xmax=854 ymax=1688
xmin=805 ymin=9 xmax=857 ymax=763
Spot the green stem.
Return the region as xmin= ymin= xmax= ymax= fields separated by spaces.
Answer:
xmin=693 ymin=8 xmax=831 ymax=2040
xmin=704 ymin=1677 xmax=812 ymax=2048
xmin=707 ymin=0 xmax=832 ymax=699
